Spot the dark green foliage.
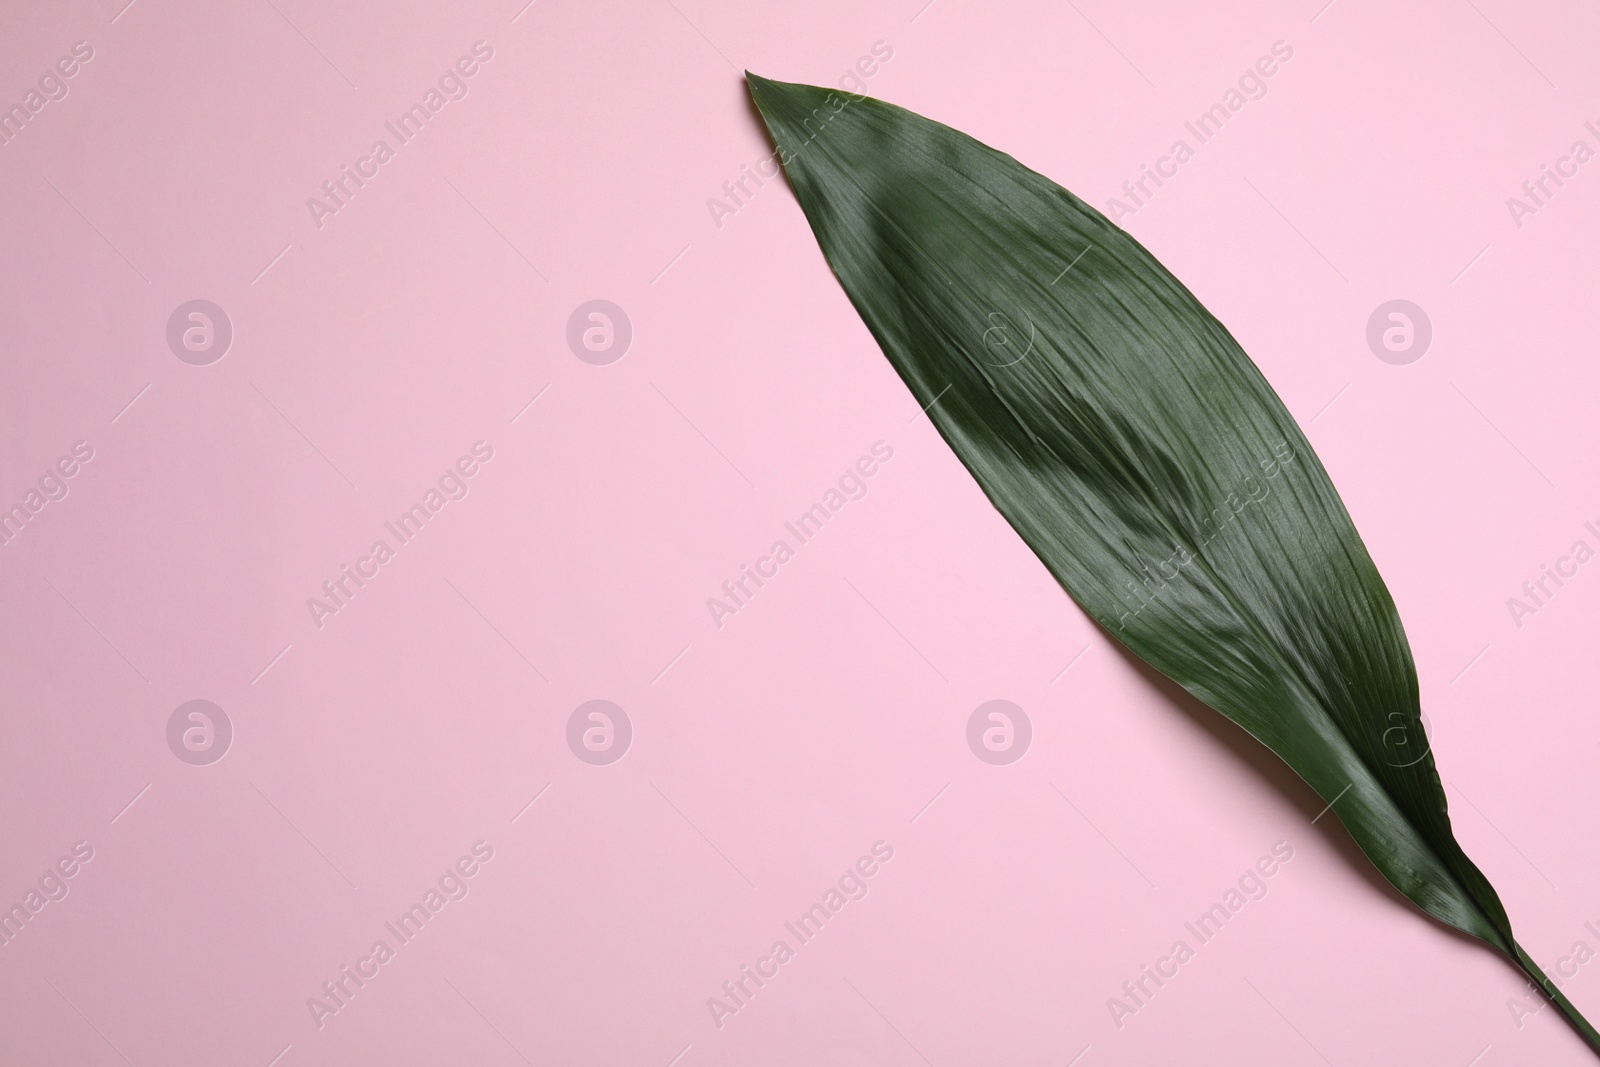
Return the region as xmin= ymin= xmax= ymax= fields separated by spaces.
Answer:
xmin=747 ymin=71 xmax=1597 ymax=1050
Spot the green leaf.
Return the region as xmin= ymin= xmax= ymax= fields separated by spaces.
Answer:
xmin=746 ymin=72 xmax=1598 ymax=1050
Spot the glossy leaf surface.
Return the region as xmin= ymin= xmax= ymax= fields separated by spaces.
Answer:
xmin=746 ymin=71 xmax=1596 ymax=1050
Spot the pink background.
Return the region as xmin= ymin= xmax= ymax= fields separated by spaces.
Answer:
xmin=2 ymin=0 xmax=1599 ymax=1063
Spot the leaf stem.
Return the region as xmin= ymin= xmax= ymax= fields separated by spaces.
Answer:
xmin=1514 ymin=941 xmax=1600 ymax=1055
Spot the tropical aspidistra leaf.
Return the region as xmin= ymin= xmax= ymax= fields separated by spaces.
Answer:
xmin=745 ymin=72 xmax=1598 ymax=1050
